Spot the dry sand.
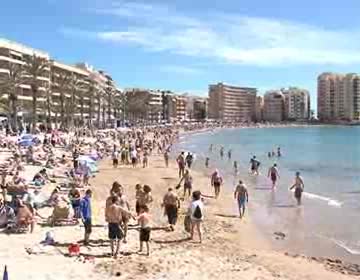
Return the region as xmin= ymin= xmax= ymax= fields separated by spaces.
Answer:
xmin=1 ymin=152 xmax=359 ymax=279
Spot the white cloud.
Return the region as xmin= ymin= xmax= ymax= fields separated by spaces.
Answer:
xmin=62 ymin=2 xmax=360 ymax=66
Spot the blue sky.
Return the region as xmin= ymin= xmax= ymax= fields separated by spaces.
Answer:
xmin=1 ymin=0 xmax=360 ymax=109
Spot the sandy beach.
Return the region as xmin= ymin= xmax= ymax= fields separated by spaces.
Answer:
xmin=1 ymin=145 xmax=360 ymax=280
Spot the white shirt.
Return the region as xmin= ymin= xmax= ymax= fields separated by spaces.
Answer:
xmin=190 ymin=200 xmax=204 ymax=221
xmin=130 ymin=150 xmax=137 ymax=159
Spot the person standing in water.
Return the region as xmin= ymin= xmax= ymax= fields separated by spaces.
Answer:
xmin=250 ymin=156 xmax=260 ymax=175
xmin=220 ymin=146 xmax=224 ymax=160
xmin=227 ymin=149 xmax=232 ymax=161
xmin=209 ymin=144 xmax=213 ymax=153
xmin=277 ymin=147 xmax=282 ymax=157
xmin=205 ymin=157 xmax=210 ymax=168
xmin=290 ymin=172 xmax=304 ymax=205
xmin=233 ymin=161 xmax=238 ymax=176
xmin=234 ymin=180 xmax=249 ymax=219
xmin=268 ymin=163 xmax=280 ymax=189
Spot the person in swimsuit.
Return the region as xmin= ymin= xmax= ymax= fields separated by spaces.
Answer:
xmin=268 ymin=163 xmax=280 ymax=189
xmin=211 ymin=169 xmax=223 ymax=199
xmin=234 ymin=180 xmax=249 ymax=219
xmin=290 ymin=172 xmax=304 ymax=205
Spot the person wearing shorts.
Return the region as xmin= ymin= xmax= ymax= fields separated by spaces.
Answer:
xmin=106 ymin=196 xmax=132 ymax=258
xmin=137 ymin=205 xmax=151 ymax=256
xmin=80 ymin=190 xmax=92 ymax=245
xmin=290 ymin=172 xmax=304 ymax=206
xmin=268 ymin=164 xmax=280 ymax=189
xmin=234 ymin=180 xmax=249 ymax=219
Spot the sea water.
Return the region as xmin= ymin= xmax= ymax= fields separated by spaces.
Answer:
xmin=177 ymin=126 xmax=360 ymax=263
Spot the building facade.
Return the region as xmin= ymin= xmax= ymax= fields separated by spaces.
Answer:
xmin=317 ymin=72 xmax=360 ymax=121
xmin=283 ymin=87 xmax=310 ymax=121
xmin=0 ymin=38 xmax=119 ymax=129
xmin=255 ymin=96 xmax=264 ymax=122
xmin=208 ymin=83 xmax=257 ymax=122
xmin=263 ymin=90 xmax=285 ymax=122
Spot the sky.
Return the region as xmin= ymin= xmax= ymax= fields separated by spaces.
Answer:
xmin=1 ymin=0 xmax=360 ymax=109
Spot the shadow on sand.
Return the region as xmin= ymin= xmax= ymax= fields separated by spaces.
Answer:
xmin=152 ymin=237 xmax=191 ymax=244
xmin=215 ymin=213 xmax=239 ymax=218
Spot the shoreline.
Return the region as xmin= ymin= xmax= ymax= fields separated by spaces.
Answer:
xmin=1 ymin=129 xmax=360 ymax=279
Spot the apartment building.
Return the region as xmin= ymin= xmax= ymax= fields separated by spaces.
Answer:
xmin=317 ymin=72 xmax=360 ymax=121
xmin=208 ymin=83 xmax=257 ymax=122
xmin=263 ymin=90 xmax=285 ymax=122
xmin=193 ymin=97 xmax=208 ymax=120
xmin=255 ymin=96 xmax=264 ymax=122
xmin=0 ymin=38 xmax=51 ymax=118
xmin=0 ymin=38 xmax=120 ymax=128
xmin=283 ymin=88 xmax=310 ymax=120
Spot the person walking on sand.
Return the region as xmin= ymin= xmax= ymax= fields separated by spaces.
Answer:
xmin=178 ymin=169 xmax=193 ymax=198
xmin=80 ymin=189 xmax=92 ymax=245
xmin=188 ymin=191 xmax=204 ymax=243
xmin=176 ymin=152 xmax=186 ymax=178
xmin=162 ymin=188 xmax=180 ymax=230
xmin=164 ymin=149 xmax=169 ymax=168
xmin=112 ymin=145 xmax=119 ymax=168
xmin=290 ymin=172 xmax=304 ymax=206
xmin=268 ymin=163 xmax=280 ymax=189
xmin=106 ymin=196 xmax=134 ymax=258
xmin=130 ymin=148 xmax=137 ymax=168
xmin=234 ymin=180 xmax=249 ymax=219
xmin=211 ymin=169 xmax=223 ymax=199
xmin=137 ymin=205 xmax=151 ymax=256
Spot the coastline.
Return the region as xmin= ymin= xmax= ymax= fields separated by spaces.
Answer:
xmin=1 ymin=130 xmax=360 ymax=279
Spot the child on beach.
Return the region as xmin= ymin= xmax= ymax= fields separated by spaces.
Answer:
xmin=137 ymin=205 xmax=151 ymax=256
xmin=290 ymin=172 xmax=304 ymax=205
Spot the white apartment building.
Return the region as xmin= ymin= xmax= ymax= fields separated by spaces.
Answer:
xmin=283 ymin=88 xmax=310 ymax=120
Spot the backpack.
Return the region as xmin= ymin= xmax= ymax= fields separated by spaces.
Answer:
xmin=193 ymin=205 xmax=202 ymax=219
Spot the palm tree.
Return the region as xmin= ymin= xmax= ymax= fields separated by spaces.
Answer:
xmin=125 ymin=90 xmax=150 ymax=123
xmin=54 ymin=72 xmax=71 ymax=129
xmin=0 ymin=63 xmax=25 ymax=131
xmin=96 ymin=89 xmax=103 ymax=128
xmin=23 ymin=55 xmax=49 ymax=132
xmin=85 ymin=81 xmax=96 ymax=128
xmin=43 ymin=85 xmax=53 ymax=130
xmin=68 ymin=74 xmax=86 ymax=129
xmin=106 ymin=88 xmax=114 ymax=125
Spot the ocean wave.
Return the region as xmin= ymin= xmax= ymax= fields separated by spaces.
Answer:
xmin=331 ymin=239 xmax=360 ymax=255
xmin=302 ymin=191 xmax=343 ymax=208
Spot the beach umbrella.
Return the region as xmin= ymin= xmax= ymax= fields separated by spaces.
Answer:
xmin=18 ymin=139 xmax=34 ymax=147
xmin=3 ymin=265 xmax=8 ymax=280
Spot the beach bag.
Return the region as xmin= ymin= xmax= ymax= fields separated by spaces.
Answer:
xmin=184 ymin=215 xmax=191 ymax=232
xmin=193 ymin=205 xmax=202 ymax=219
xmin=68 ymin=243 xmax=80 ymax=256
